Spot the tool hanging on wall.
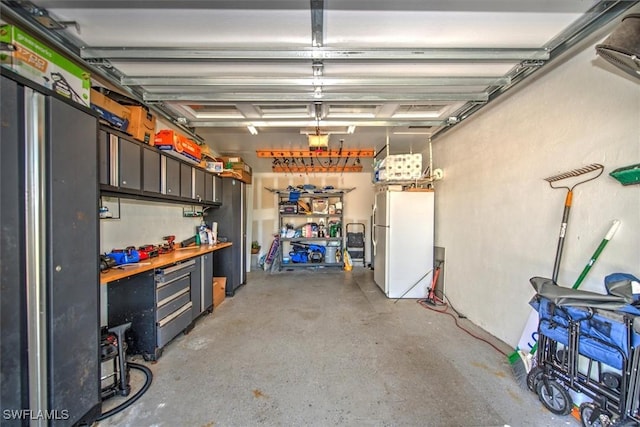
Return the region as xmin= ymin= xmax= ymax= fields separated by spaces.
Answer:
xmin=258 ymin=149 xmax=373 ymax=173
xmin=544 ymin=163 xmax=604 ymax=282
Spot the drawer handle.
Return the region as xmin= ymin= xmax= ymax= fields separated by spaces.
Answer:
xmin=157 ymin=302 xmax=192 ymax=328
xmin=157 ymin=259 xmax=196 ymax=276
xmin=156 ymin=273 xmax=190 ymax=288
xmin=157 ymin=288 xmax=189 ymax=308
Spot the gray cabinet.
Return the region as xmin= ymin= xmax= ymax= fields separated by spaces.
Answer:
xmin=98 ymin=126 xmax=221 ymax=206
xmin=200 ymin=253 xmax=214 ymax=314
xmin=180 ymin=163 xmax=193 ymax=199
xmin=205 ymin=178 xmax=246 ymax=296
xmin=118 ymin=137 xmax=141 ymax=190
xmin=108 ymin=258 xmax=201 ymax=362
xmin=99 ymin=130 xmax=110 ymax=185
xmin=214 ymin=175 xmax=223 ymax=203
xmin=1 ymin=73 xmax=101 ymax=426
xmin=194 ymin=168 xmax=206 ymax=202
xmin=190 ymin=257 xmax=202 ymax=321
xmin=205 ymin=173 xmax=223 ymax=204
xmin=142 ymin=146 xmax=161 ymax=193
xmin=163 ymin=155 xmax=180 ymax=196
xmin=205 ymin=173 xmax=215 ymax=202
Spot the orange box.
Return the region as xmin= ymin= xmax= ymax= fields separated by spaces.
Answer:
xmin=90 ymin=89 xmax=131 ymax=131
xmin=154 ymin=129 xmax=202 ymax=162
xmin=213 ymin=277 xmax=226 ymax=309
xmin=128 ymin=106 xmax=156 ymax=144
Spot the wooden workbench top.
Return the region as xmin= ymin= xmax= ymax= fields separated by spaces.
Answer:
xmin=100 ymin=242 xmax=233 ymax=284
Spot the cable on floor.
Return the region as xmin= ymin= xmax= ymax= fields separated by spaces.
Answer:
xmin=417 ymin=290 xmax=509 ymax=357
xmin=96 ymin=362 xmax=153 ymax=421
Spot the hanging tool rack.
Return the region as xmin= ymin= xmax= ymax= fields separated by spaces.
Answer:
xmin=256 ymin=149 xmax=375 ymax=173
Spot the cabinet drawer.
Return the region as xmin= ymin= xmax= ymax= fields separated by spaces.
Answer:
xmin=157 ymin=302 xmax=192 ymax=348
xmin=156 ymin=288 xmax=190 ymax=321
xmin=155 ymin=259 xmax=196 ymax=283
xmin=156 ymin=274 xmax=190 ymax=301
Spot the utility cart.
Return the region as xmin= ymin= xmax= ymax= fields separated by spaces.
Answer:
xmin=346 ymin=223 xmax=366 ymax=267
xmin=527 ymin=276 xmax=640 ymax=427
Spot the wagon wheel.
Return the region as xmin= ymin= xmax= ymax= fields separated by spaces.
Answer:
xmin=526 ymin=366 xmax=544 ymax=393
xmin=536 ymin=379 xmax=572 ymax=415
xmin=579 ymin=402 xmax=611 ymax=427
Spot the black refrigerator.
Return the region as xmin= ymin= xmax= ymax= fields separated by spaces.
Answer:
xmin=205 ymin=178 xmax=247 ymax=296
xmin=1 ymin=70 xmax=101 ymax=426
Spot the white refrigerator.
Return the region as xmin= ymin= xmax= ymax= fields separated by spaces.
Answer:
xmin=373 ymin=190 xmax=435 ymax=298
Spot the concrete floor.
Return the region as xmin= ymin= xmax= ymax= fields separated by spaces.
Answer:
xmin=97 ymin=268 xmax=580 ymax=427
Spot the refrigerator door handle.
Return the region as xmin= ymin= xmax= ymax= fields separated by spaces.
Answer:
xmin=371 ymin=204 xmax=377 ymax=252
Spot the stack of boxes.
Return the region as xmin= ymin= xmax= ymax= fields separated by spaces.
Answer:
xmin=220 ymin=156 xmax=252 ymax=184
xmin=1 ymin=24 xmax=252 ymax=184
xmin=374 ymin=153 xmax=423 ymax=182
xmin=90 ymin=88 xmax=158 ymax=145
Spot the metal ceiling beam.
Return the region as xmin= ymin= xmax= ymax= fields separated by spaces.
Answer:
xmin=189 ymin=119 xmax=447 ymax=127
xmin=121 ymin=76 xmax=511 ymax=87
xmin=81 ymin=47 xmax=550 ymax=61
xmin=0 ymin=0 xmax=206 ymax=143
xmin=310 ymin=0 xmax=324 ymax=47
xmin=429 ymin=0 xmax=638 ymax=142
xmin=145 ymin=92 xmax=489 ymax=102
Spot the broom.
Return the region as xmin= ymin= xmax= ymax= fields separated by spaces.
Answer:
xmin=510 ymin=219 xmax=620 ymax=388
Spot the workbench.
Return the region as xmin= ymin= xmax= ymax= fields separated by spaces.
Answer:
xmin=102 ymin=242 xmax=232 ymax=361
xmin=100 ymin=242 xmax=232 ymax=284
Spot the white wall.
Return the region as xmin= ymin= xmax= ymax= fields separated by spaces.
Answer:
xmin=100 ymin=198 xmax=205 ymax=253
xmin=429 ymin=38 xmax=639 ymax=346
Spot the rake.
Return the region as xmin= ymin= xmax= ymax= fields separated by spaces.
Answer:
xmin=544 ymin=163 xmax=604 ymax=282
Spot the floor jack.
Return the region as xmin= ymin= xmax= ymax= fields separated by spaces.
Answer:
xmin=423 ymin=261 xmax=444 ymax=306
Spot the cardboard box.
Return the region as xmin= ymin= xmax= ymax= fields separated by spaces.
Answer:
xmin=154 ymin=129 xmax=202 ymax=164
xmin=221 ymin=156 xmax=252 ymax=174
xmin=128 ymin=106 xmax=156 ymax=144
xmin=90 ymin=89 xmax=131 ymax=131
xmin=0 ymin=25 xmax=91 ymax=107
xmin=213 ymin=277 xmax=226 ymax=308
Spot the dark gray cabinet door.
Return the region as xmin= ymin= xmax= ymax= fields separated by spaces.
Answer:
xmin=164 ymin=155 xmax=180 ymax=196
xmin=213 ymin=175 xmax=223 ymax=203
xmin=180 ymin=163 xmax=193 ymax=199
xmin=205 ymin=173 xmax=215 ymax=202
xmin=194 ymin=168 xmax=205 ymax=202
xmin=142 ymin=146 xmax=161 ymax=193
xmin=191 ymin=257 xmax=202 ymax=320
xmin=201 ymin=253 xmax=214 ymax=312
xmin=48 ymin=95 xmax=100 ymax=426
xmin=99 ymin=130 xmax=110 ymax=185
xmin=0 ymin=74 xmax=29 ymax=419
xmin=118 ymin=137 xmax=141 ymax=190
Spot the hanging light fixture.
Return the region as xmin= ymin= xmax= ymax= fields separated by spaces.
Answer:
xmin=309 ymin=102 xmax=328 ymax=151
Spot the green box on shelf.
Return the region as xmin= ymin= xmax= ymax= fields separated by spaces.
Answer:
xmin=0 ymin=24 xmax=91 ymax=107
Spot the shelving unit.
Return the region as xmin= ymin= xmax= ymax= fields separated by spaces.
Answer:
xmin=269 ymin=188 xmax=353 ymax=270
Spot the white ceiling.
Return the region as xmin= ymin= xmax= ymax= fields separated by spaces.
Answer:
xmin=2 ymin=0 xmax=635 ymax=172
